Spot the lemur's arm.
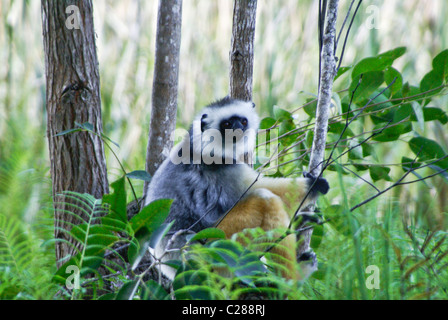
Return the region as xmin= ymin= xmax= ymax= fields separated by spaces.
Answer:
xmin=243 ymin=167 xmax=329 ymax=209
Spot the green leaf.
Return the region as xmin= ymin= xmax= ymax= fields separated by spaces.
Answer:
xmin=369 ymin=93 xmax=394 ymax=124
xmin=71 ymin=224 xmax=118 ymax=248
xmin=206 ymin=240 xmax=243 ymax=268
xmin=306 ymin=130 xmax=314 ymax=149
xmin=173 ymin=262 xmax=217 ymax=299
xmin=351 ymin=47 xmax=406 ymax=79
xmin=348 ymin=142 xmax=363 ymax=160
xmin=126 ymin=170 xmax=152 ymax=182
xmin=102 ymin=177 xmax=128 ymax=225
xmin=420 ymin=69 xmax=444 ymax=101
xmin=303 ymin=99 xmax=317 ymax=118
xmin=349 ymin=71 xmax=385 ymax=103
xmin=310 ymin=223 xmax=324 ymax=250
xmin=149 ymin=222 xmax=174 ymax=249
xmin=421 ymin=107 xmax=448 ymax=124
xmin=129 ymin=228 xmax=153 ymax=270
xmin=353 ymin=163 xmax=370 ymax=171
xmin=259 ymin=117 xmax=277 ymax=129
xmin=328 ymin=122 xmax=353 ymax=138
xmin=401 ymin=157 xmax=430 ymax=187
xmin=141 ymin=280 xmax=169 ymax=300
xmin=335 ymin=66 xmax=352 ymax=81
xmin=432 ymin=49 xmax=448 ymax=81
xmin=53 ymin=258 xmax=80 ymax=285
xmin=362 ymin=142 xmax=374 ymax=158
xmin=54 ymin=128 xmax=82 ymax=137
xmin=234 ymin=251 xmax=267 ymax=283
xmin=369 ymin=166 xmax=392 ymax=182
xmin=75 ymin=121 xmax=95 ymax=132
xmin=411 ymin=101 xmax=425 ymax=131
xmin=408 ymin=137 xmax=448 ymax=174
xmin=187 ymin=228 xmax=226 ymax=243
xmin=393 ymin=103 xmax=413 ymax=123
xmin=373 ymin=121 xmax=412 ymax=142
xmin=130 ymin=199 xmax=173 ymax=234
xmin=273 ymin=105 xmax=293 ymax=121
xmin=409 ymin=137 xmax=447 ymax=163
xmin=54 ymin=252 xmax=104 ymax=285
xmin=101 ymin=133 xmax=120 ymax=148
xmin=401 ymin=83 xmax=421 ymax=103
xmin=384 ymin=66 xmax=403 ymax=96
xmin=115 ymin=280 xmax=139 ymax=300
xmin=278 ymin=118 xmax=299 ymax=146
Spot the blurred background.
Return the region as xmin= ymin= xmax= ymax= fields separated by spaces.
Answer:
xmin=0 ymin=0 xmax=447 ymax=224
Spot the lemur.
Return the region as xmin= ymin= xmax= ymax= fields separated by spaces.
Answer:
xmin=144 ymin=96 xmax=329 ymax=280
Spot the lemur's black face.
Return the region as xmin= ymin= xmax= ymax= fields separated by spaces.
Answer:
xmin=219 ymin=116 xmax=248 ymax=134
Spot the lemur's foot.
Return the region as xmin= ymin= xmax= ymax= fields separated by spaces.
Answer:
xmin=304 ymin=171 xmax=330 ymax=195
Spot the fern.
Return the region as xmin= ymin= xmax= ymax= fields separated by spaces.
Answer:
xmin=52 ymin=190 xmax=128 ymax=298
xmin=171 ymin=227 xmax=304 ymax=300
xmin=0 ymin=214 xmax=57 ymax=299
xmin=0 ymin=214 xmax=33 ymax=272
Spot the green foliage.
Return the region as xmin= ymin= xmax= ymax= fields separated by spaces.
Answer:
xmin=249 ymin=47 xmax=448 ymax=300
xmin=1 ymin=0 xmax=447 ymax=299
xmin=172 ymin=228 xmax=305 ymax=300
xmin=47 ymin=176 xmax=175 ymax=300
xmin=258 ymin=47 xmax=448 ymax=185
xmin=0 ymin=214 xmax=57 ymax=299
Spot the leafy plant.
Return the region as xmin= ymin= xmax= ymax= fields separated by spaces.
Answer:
xmin=0 ymin=214 xmax=57 ymax=299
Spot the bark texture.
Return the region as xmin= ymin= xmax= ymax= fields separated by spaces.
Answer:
xmin=229 ymin=0 xmax=258 ymax=102
xmin=299 ymin=0 xmax=339 ymax=255
xmin=41 ymin=0 xmax=109 ymax=267
xmin=145 ymin=0 xmax=183 ymax=181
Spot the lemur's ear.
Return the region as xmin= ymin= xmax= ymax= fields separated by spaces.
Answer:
xmin=201 ymin=114 xmax=208 ymax=132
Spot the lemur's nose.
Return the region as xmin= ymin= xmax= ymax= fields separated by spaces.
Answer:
xmin=232 ymin=120 xmax=245 ymax=130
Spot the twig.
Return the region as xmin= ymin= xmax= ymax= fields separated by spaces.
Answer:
xmin=336 ymin=162 xmax=380 ymax=192
xmin=336 ymin=0 xmax=362 ymax=72
xmin=349 ymin=151 xmax=448 ymax=212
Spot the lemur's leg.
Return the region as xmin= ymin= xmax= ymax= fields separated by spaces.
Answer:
xmin=217 ymin=188 xmax=297 ymax=280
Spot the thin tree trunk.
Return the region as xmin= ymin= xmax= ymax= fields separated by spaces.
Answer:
xmin=299 ymin=0 xmax=339 ymax=255
xmin=229 ymin=0 xmax=257 ymax=166
xmin=229 ymin=0 xmax=257 ymax=102
xmin=144 ymin=0 xmax=182 ymax=185
xmin=41 ymin=0 xmax=109 ymax=267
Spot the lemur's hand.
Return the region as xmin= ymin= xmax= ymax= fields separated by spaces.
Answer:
xmin=303 ymin=171 xmax=330 ymax=195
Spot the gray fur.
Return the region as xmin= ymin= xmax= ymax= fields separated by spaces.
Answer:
xmin=143 ymin=97 xmax=258 ymax=279
xmin=145 ymin=160 xmax=248 ymax=232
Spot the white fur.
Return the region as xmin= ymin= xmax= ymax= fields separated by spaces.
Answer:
xmin=191 ymin=100 xmax=260 ymax=163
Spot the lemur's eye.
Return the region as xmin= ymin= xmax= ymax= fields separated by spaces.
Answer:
xmin=241 ymin=118 xmax=248 ymax=126
xmin=223 ymin=121 xmax=231 ymax=128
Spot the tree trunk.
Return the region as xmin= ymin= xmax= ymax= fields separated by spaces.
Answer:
xmin=41 ymin=0 xmax=109 ymax=267
xmin=229 ymin=0 xmax=258 ymax=166
xmin=144 ymin=0 xmax=183 ymax=185
xmin=299 ymin=0 xmax=339 ymax=255
xmin=229 ymin=0 xmax=258 ymax=102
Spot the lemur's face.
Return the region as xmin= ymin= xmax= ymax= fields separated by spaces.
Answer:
xmin=199 ymin=100 xmax=258 ymax=134
xmin=192 ymin=98 xmax=260 ymax=164
xmin=219 ymin=115 xmax=248 ymax=133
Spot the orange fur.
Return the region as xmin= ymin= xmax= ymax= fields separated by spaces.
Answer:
xmin=217 ymin=188 xmax=298 ymax=280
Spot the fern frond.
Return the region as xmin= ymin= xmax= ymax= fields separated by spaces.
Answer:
xmin=53 ymin=191 xmax=126 ymax=293
xmin=0 ymin=215 xmax=33 ymax=272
